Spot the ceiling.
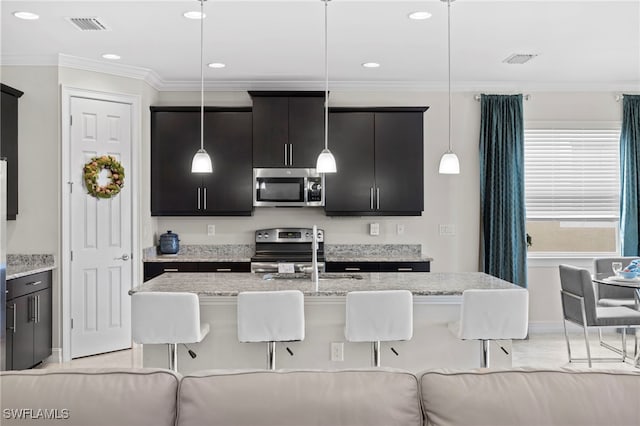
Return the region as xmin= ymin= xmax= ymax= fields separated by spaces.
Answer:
xmin=2 ymin=0 xmax=639 ymax=91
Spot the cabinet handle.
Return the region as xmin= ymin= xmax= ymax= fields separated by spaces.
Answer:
xmin=376 ymin=187 xmax=380 ymax=210
xmin=204 ymin=187 xmax=207 ymax=210
xmin=9 ymin=303 xmax=16 ymax=332
xmin=284 ymin=144 xmax=288 ymax=166
xmin=215 ymin=268 xmax=232 ymax=272
xmin=30 ymin=296 xmax=36 ymax=322
xmin=289 ymin=144 xmax=293 ymax=165
xmin=26 ymin=280 xmax=42 ymax=286
xmin=197 ymin=187 xmax=201 ymax=210
xmin=370 ymin=187 xmax=374 ymax=209
xmin=163 ymin=268 xmax=179 ymax=272
xmin=397 ymin=267 xmax=413 ymax=272
xmin=345 ymin=267 xmax=361 ymax=271
xmin=36 ymin=295 xmax=40 ymax=324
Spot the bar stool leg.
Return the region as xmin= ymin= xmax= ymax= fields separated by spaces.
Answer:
xmin=168 ymin=343 xmax=178 ymax=372
xmin=267 ymin=341 xmax=276 ymax=370
xmin=480 ymin=339 xmax=490 ymax=368
xmin=372 ymin=341 xmax=381 ymax=367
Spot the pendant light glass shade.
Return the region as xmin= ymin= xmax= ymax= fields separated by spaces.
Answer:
xmin=192 ymin=148 xmax=213 ymax=173
xmin=316 ymin=148 xmax=337 ymax=173
xmin=439 ymin=0 xmax=460 ymax=175
xmin=438 ymin=151 xmax=460 ymax=174
xmin=191 ymin=0 xmax=213 ymax=174
xmin=315 ymin=0 xmax=337 ymax=174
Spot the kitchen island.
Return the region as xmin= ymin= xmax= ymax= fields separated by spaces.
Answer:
xmin=131 ymin=272 xmax=522 ymax=373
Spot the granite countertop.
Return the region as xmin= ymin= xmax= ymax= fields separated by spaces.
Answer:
xmin=143 ymin=244 xmax=432 ymax=263
xmin=7 ymin=254 xmax=56 ymax=280
xmin=130 ymin=271 xmax=518 ymax=297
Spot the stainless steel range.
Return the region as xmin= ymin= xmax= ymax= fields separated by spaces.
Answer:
xmin=251 ymin=227 xmax=325 ymax=273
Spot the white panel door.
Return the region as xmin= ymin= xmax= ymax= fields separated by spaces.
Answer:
xmin=70 ymin=97 xmax=132 ymax=358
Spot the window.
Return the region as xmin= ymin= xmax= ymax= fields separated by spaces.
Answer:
xmin=524 ymin=127 xmax=620 ymax=254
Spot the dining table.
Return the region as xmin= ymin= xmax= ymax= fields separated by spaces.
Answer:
xmin=592 ymin=273 xmax=640 ymax=367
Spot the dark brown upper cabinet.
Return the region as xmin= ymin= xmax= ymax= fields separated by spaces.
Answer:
xmin=324 ymin=107 xmax=427 ymax=216
xmin=1 ymin=84 xmax=24 ymax=220
xmin=150 ymin=107 xmax=253 ymax=216
xmin=250 ymin=91 xmax=324 ymax=168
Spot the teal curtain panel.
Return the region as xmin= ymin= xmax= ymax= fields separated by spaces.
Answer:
xmin=479 ymin=94 xmax=527 ymax=288
xmin=620 ymin=94 xmax=640 ymax=256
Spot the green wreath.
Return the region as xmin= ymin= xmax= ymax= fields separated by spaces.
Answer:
xmin=83 ymin=155 xmax=125 ymax=199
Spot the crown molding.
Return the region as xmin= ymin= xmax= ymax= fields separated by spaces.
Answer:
xmin=1 ymin=54 xmax=638 ymax=93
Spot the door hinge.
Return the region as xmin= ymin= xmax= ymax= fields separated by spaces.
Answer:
xmin=70 ymin=115 xmax=73 ymax=126
xmin=70 ymin=251 xmax=73 ymax=261
xmin=71 ymin=318 xmax=74 ymax=329
xmin=68 ymin=181 xmax=73 ymax=193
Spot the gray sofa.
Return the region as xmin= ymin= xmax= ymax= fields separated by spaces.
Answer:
xmin=1 ymin=367 xmax=639 ymax=426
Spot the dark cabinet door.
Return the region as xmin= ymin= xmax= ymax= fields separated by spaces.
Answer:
xmin=151 ymin=111 xmax=201 ymax=215
xmin=33 ymin=287 xmax=52 ymax=364
xmin=374 ymin=112 xmax=424 ymax=214
xmin=288 ymin=97 xmax=324 ymax=167
xmin=324 ymin=112 xmax=376 ymax=214
xmin=10 ymin=295 xmax=35 ymax=370
xmin=202 ymin=112 xmax=253 ymax=214
xmin=1 ymin=85 xmax=23 ymax=220
xmin=252 ymin=96 xmax=289 ymax=167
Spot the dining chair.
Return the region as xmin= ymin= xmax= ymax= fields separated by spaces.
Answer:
xmin=559 ymin=264 xmax=640 ymax=367
xmin=593 ymin=257 xmax=639 ymax=360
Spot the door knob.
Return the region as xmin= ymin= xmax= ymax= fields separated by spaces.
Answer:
xmin=115 ymin=254 xmax=130 ymax=261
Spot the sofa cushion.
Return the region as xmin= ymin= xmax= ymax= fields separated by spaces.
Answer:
xmin=177 ymin=369 xmax=422 ymax=426
xmin=420 ymin=368 xmax=640 ymax=426
xmin=0 ymin=368 xmax=180 ymax=426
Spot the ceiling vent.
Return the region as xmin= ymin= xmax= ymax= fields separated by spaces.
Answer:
xmin=503 ymin=54 xmax=538 ymax=65
xmin=66 ymin=17 xmax=109 ymax=31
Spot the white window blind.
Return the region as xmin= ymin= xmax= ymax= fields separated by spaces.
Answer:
xmin=524 ymin=128 xmax=620 ymax=220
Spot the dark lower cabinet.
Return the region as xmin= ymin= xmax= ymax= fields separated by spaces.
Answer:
xmin=326 ymin=261 xmax=430 ymax=273
xmin=143 ymin=262 xmax=250 ymax=281
xmin=5 ymin=271 xmax=52 ymax=370
xmin=150 ymin=107 xmax=253 ymax=216
xmin=325 ymin=108 xmax=426 ymax=216
xmin=1 ymin=84 xmax=24 ymax=220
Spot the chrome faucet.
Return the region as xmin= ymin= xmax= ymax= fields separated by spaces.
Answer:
xmin=311 ymin=224 xmax=319 ymax=291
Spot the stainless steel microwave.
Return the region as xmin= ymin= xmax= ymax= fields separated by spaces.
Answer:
xmin=253 ymin=168 xmax=324 ymax=207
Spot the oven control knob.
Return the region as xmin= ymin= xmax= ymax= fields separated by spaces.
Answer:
xmin=305 ymin=232 xmax=310 ymax=237
xmin=257 ymin=233 xmax=262 ymax=239
xmin=264 ymin=233 xmax=269 ymax=238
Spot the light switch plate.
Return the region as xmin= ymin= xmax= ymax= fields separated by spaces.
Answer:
xmin=331 ymin=342 xmax=344 ymax=361
xmin=439 ymin=224 xmax=456 ymax=236
xmin=369 ymin=223 xmax=380 ymax=236
xmin=397 ymin=224 xmax=405 ymax=235
xmin=207 ymin=224 xmax=215 ymax=236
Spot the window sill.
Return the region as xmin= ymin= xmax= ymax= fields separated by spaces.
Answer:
xmin=527 ymin=253 xmax=619 ymax=269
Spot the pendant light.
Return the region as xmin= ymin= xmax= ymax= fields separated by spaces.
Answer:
xmin=316 ymin=0 xmax=337 ymax=173
xmin=191 ymin=0 xmax=213 ymax=174
xmin=438 ymin=0 xmax=460 ymax=175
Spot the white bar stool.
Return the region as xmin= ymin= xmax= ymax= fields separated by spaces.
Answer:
xmin=449 ymin=288 xmax=529 ymax=368
xmin=237 ymin=290 xmax=305 ymax=370
xmin=345 ymin=290 xmax=413 ymax=367
xmin=132 ymin=292 xmax=209 ymax=372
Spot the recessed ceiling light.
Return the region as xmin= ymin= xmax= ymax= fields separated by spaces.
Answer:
xmin=13 ymin=11 xmax=39 ymax=20
xmin=208 ymin=63 xmax=226 ymax=69
xmin=102 ymin=53 xmax=121 ymax=60
xmin=408 ymin=11 xmax=432 ymax=20
xmin=362 ymin=62 xmax=381 ymax=68
xmin=183 ymin=11 xmax=206 ymax=20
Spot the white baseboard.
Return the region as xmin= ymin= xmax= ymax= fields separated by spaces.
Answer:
xmin=46 ymin=348 xmax=62 ymax=364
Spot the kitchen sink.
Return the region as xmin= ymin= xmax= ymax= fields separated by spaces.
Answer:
xmin=263 ymin=273 xmax=363 ymax=281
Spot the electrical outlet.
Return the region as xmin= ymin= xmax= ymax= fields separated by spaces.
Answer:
xmin=396 ymin=224 xmax=405 ymax=235
xmin=207 ymin=224 xmax=215 ymax=236
xmin=439 ymin=224 xmax=456 ymax=236
xmin=369 ymin=223 xmax=380 ymax=236
xmin=330 ymin=342 xmax=344 ymax=362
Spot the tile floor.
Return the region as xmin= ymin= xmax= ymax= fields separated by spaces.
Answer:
xmin=38 ymin=331 xmax=639 ymax=371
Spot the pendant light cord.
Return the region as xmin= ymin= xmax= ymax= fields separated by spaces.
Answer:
xmin=324 ymin=0 xmax=329 ymax=150
xmin=200 ymin=0 xmax=205 ymax=151
xmin=447 ymin=0 xmax=452 ymax=153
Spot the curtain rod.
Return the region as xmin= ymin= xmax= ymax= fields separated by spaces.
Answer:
xmin=474 ymin=94 xmax=530 ymax=101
